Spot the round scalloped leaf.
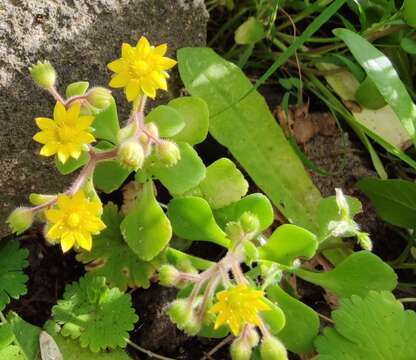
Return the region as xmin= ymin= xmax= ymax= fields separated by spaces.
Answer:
xmin=167 ymin=197 xmax=229 ymax=248
xmin=145 ymin=105 xmax=185 ymax=138
xmin=168 ymin=96 xmax=209 ymax=145
xmin=91 ymin=99 xmax=120 ymax=144
xmin=316 ymin=291 xmax=416 ymax=359
xmin=0 ymin=238 xmax=29 ymax=311
xmin=199 ymin=158 xmax=248 ymax=209
xmin=121 ymin=182 xmax=172 ymax=261
xmin=52 ymin=275 xmax=138 ymax=352
xmin=77 ymin=203 xmax=154 ymax=291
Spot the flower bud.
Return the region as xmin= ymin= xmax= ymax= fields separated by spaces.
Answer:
xmin=29 ymin=61 xmax=56 ymax=89
xmin=260 ymin=336 xmax=288 ymax=360
xmin=225 ymin=221 xmax=244 ymax=242
xmin=230 ymin=338 xmax=252 ymax=360
xmin=239 ymin=211 xmax=260 ymax=235
xmin=167 ymin=298 xmax=192 ymax=329
xmin=145 ymin=122 xmax=159 ymax=139
xmin=29 ymin=193 xmax=56 ymax=206
xmin=118 ymin=122 xmax=137 ymax=143
xmin=245 ymin=327 xmax=260 ymax=347
xmin=86 ymin=87 xmax=112 ymax=110
xmin=117 ymin=140 xmax=144 ymax=171
xmin=157 ymin=140 xmax=181 ymax=167
xmin=158 ymin=265 xmax=180 ymax=287
xmin=183 ymin=313 xmax=202 ymax=336
xmin=7 ymin=207 xmax=34 ymax=235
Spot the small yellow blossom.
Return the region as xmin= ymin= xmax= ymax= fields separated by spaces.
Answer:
xmin=33 ymin=101 xmax=95 ymax=164
xmin=209 ymin=284 xmax=271 ymax=336
xmin=45 ymin=191 xmax=106 ymax=253
xmin=107 ymin=36 xmax=177 ymax=101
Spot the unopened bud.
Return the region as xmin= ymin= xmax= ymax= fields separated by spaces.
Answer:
xmin=157 ymin=140 xmax=181 ymax=167
xmin=158 ymin=265 xmax=180 ymax=287
xmin=357 ymin=232 xmax=373 ymax=251
xmin=29 ymin=193 xmax=55 ymax=206
xmin=86 ymin=87 xmax=112 ymax=110
xmin=29 ymin=61 xmax=56 ymax=89
xmin=260 ymin=336 xmax=288 ymax=360
xmin=225 ymin=221 xmax=244 ymax=242
xmin=117 ymin=140 xmax=144 ymax=171
xmin=183 ymin=312 xmax=202 ymax=336
xmin=167 ymin=298 xmax=192 ymax=329
xmin=335 ymin=188 xmax=350 ymax=218
xmin=239 ymin=211 xmax=260 ymax=235
xmin=145 ymin=122 xmax=159 ymax=139
xmin=245 ymin=327 xmax=259 ymax=347
xmin=118 ymin=122 xmax=137 ymax=143
xmin=230 ymin=338 xmax=252 ymax=360
xmin=7 ymin=207 xmax=34 ymax=235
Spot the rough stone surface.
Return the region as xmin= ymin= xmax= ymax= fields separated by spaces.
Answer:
xmin=0 ymin=0 xmax=208 ymax=236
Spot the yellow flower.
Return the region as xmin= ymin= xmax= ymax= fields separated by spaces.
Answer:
xmin=209 ymin=284 xmax=271 ymax=336
xmin=33 ymin=101 xmax=95 ymax=164
xmin=107 ymin=36 xmax=177 ymax=101
xmin=45 ymin=191 xmax=106 ymax=253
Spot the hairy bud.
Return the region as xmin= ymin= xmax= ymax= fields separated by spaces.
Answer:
xmin=117 ymin=140 xmax=144 ymax=171
xmin=158 ymin=265 xmax=180 ymax=287
xmin=29 ymin=61 xmax=56 ymax=89
xmin=260 ymin=336 xmax=288 ymax=360
xmin=7 ymin=207 xmax=34 ymax=235
xmin=239 ymin=211 xmax=260 ymax=235
xmin=86 ymin=87 xmax=112 ymax=110
xmin=157 ymin=140 xmax=181 ymax=167
xmin=230 ymin=338 xmax=252 ymax=360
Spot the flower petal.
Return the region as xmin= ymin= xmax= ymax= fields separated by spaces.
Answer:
xmin=47 ymin=221 xmax=64 ymax=239
xmin=136 ymin=36 xmax=151 ymax=58
xmin=53 ymin=101 xmax=67 ymax=123
xmin=109 ymin=72 xmax=130 ymax=88
xmin=153 ymin=43 xmax=167 ymax=56
xmin=141 ymin=78 xmax=157 ymax=98
xmin=121 ymin=43 xmax=134 ymax=59
xmin=40 ymin=143 xmax=58 ymax=156
xmin=67 ymin=102 xmax=81 ymax=122
xmin=76 ymin=115 xmax=94 ymax=130
xmin=61 ymin=233 xmax=76 ymax=253
xmin=125 ymin=80 xmax=141 ymax=102
xmin=107 ymin=58 xmax=125 ymax=73
xmin=156 ymin=57 xmax=177 ymax=70
xmin=35 ymin=117 xmax=55 ymax=130
xmin=33 ymin=131 xmax=55 ymax=144
xmin=45 ymin=209 xmax=62 ymax=223
xmin=75 ymin=231 xmax=92 ymax=251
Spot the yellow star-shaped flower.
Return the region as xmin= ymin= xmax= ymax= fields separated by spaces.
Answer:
xmin=45 ymin=191 xmax=106 ymax=253
xmin=209 ymin=284 xmax=271 ymax=336
xmin=107 ymin=36 xmax=177 ymax=101
xmin=33 ymin=101 xmax=95 ymax=164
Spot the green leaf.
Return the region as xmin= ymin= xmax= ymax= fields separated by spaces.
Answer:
xmin=315 ymin=291 xmax=416 ymax=360
xmin=93 ymin=160 xmax=131 ymax=194
xmin=234 ymin=17 xmax=265 ymax=45
xmin=149 ymin=142 xmax=206 ymax=195
xmin=334 ymin=28 xmax=416 ymax=146
xmin=0 ymin=323 xmax=13 ymax=350
xmin=199 ymin=158 xmax=248 ymax=209
xmin=259 ymin=224 xmax=318 ymax=266
xmin=0 ymin=346 xmax=25 ymax=360
xmin=404 ymin=0 xmax=416 ymax=28
xmin=355 ymin=76 xmax=387 ymax=110
xmin=91 ymin=99 xmax=120 ymax=144
xmin=121 ymin=182 xmax=172 ymax=261
xmin=8 ymin=312 xmax=41 ymax=360
xmin=167 ymin=197 xmax=229 ymax=247
xmin=77 ymin=203 xmax=154 ymax=291
xmin=52 ymin=275 xmax=138 ymax=352
xmin=55 ymin=152 xmax=90 ymax=175
xmin=295 ymin=251 xmax=397 ymax=298
xmin=214 ymin=193 xmax=274 ymax=233
xmin=0 ymin=238 xmax=29 ymax=311
xmin=66 ymin=81 xmax=89 ymax=98
xmin=178 ymin=47 xmax=321 ymax=232
xmin=317 ymin=195 xmax=362 ymax=241
xmin=357 ymin=178 xmax=416 ymax=229
xmin=145 ymin=105 xmax=185 ymax=138
xmin=400 ymin=36 xmax=416 ymax=55
xmin=168 ymin=96 xmax=209 ymax=145
xmin=260 ymin=298 xmax=286 ymax=335
xmin=267 ymin=285 xmax=319 ymax=354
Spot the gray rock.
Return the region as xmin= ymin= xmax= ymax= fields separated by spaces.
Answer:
xmin=0 ymin=0 xmax=208 ymax=236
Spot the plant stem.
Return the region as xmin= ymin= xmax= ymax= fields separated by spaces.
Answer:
xmin=0 ymin=311 xmax=7 ymax=324
xmin=393 ymin=263 xmax=416 ymax=270
xmin=125 ymin=338 xmax=175 ymax=360
xmin=399 ymin=298 xmax=416 ymax=303
xmin=201 ymin=335 xmax=233 ymax=360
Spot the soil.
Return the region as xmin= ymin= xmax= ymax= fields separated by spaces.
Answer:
xmin=5 ymin=84 xmax=415 ymax=359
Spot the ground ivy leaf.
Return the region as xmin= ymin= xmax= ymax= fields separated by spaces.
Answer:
xmin=77 ymin=203 xmax=154 ymax=291
xmin=52 ymin=275 xmax=138 ymax=353
xmin=8 ymin=312 xmax=41 ymax=360
xmin=121 ymin=181 xmax=172 ymax=261
xmin=295 ymin=251 xmax=397 ymax=298
xmin=199 ymin=158 xmax=248 ymax=209
xmin=0 ymin=238 xmax=29 ymax=311
xmin=315 ymin=291 xmax=416 ymax=359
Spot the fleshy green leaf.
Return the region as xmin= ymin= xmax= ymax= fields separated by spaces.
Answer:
xmin=7 ymin=312 xmax=41 ymax=360
xmin=267 ymin=285 xmax=319 ymax=354
xmin=315 ymin=291 xmax=416 ymax=359
xmin=259 ymin=224 xmax=318 ymax=266
xmin=178 ymin=47 xmax=321 ymax=232
xmin=0 ymin=345 xmax=25 ymax=360
xmin=167 ymin=197 xmax=229 ymax=248
xmin=65 ymin=81 xmax=89 ymax=98
xmin=145 ymin=105 xmax=185 ymax=138
xmin=0 ymin=238 xmax=29 ymax=311
xmin=0 ymin=323 xmax=13 ymax=351
xmin=334 ymin=28 xmax=416 ymax=146
xmin=150 ymin=142 xmax=206 ymax=195
xmin=234 ymin=17 xmax=265 ymax=45
xmin=260 ymin=298 xmax=286 ymax=335
xmin=77 ymin=203 xmax=154 ymax=291
xmin=52 ymin=276 xmax=138 ymax=352
xmin=357 ymin=178 xmax=416 ymax=229
xmin=198 ymin=158 xmax=248 ymax=209
xmin=295 ymin=251 xmax=397 ymax=298
xmin=168 ymin=96 xmax=209 ymax=145
xmin=121 ymin=182 xmax=172 ymax=261
xmin=91 ymin=99 xmax=120 ymax=144
xmin=93 ymin=160 xmax=131 ymax=194
xmin=214 ymin=193 xmax=274 ymax=233
xmin=55 ymin=152 xmax=90 ymax=175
